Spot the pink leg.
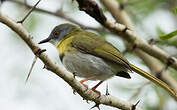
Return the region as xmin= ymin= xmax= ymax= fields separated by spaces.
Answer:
xmin=91 ymin=81 xmax=103 ymax=95
xmin=79 ymin=75 xmax=104 ymax=95
xmin=79 ymin=76 xmax=97 ymax=88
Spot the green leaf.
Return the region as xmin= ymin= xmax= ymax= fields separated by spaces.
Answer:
xmin=156 ymin=26 xmax=165 ymax=36
xmin=159 ymin=29 xmax=177 ymax=40
xmin=171 ymin=7 xmax=177 ymax=14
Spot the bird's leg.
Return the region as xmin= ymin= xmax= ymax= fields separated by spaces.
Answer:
xmin=80 ymin=76 xmax=104 ymax=96
xmin=91 ymin=81 xmax=103 ymax=96
xmin=79 ymin=79 xmax=89 ymax=88
xmin=79 ymin=76 xmax=96 ymax=88
xmin=74 ymin=76 xmax=94 ymax=95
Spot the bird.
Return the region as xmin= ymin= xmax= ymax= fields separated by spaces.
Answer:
xmin=38 ymin=23 xmax=173 ymax=95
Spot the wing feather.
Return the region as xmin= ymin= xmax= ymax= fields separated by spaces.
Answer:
xmin=71 ymin=31 xmax=132 ymax=71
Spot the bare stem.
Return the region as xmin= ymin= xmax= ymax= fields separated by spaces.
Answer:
xmin=17 ymin=0 xmax=41 ymax=23
xmin=25 ymin=55 xmax=38 ymax=83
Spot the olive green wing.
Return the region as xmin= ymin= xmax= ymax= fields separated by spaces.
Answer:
xmin=71 ymin=31 xmax=132 ymax=71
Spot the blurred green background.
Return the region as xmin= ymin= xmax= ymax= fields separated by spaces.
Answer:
xmin=0 ymin=0 xmax=177 ymax=110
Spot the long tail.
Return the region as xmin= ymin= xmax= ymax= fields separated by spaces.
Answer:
xmin=130 ymin=64 xmax=177 ymax=100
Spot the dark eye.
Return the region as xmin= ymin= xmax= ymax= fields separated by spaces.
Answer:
xmin=54 ymin=32 xmax=59 ymax=37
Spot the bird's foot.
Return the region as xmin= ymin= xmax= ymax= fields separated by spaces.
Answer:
xmin=82 ymin=83 xmax=89 ymax=89
xmin=79 ymin=80 xmax=89 ymax=92
xmin=91 ymin=88 xmax=101 ymax=97
xmin=91 ymin=81 xmax=103 ymax=97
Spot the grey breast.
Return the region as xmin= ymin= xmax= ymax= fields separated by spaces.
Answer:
xmin=62 ymin=52 xmax=127 ymax=81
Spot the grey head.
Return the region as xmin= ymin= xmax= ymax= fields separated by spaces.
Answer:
xmin=38 ymin=23 xmax=78 ymax=46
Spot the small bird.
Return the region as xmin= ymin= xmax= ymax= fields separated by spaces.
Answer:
xmin=39 ymin=23 xmax=172 ymax=95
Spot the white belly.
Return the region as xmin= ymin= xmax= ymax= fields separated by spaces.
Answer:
xmin=62 ymin=52 xmax=127 ymax=81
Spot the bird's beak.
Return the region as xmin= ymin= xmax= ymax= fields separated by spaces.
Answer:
xmin=38 ymin=37 xmax=51 ymax=44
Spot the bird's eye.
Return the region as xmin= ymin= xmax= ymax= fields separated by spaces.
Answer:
xmin=54 ymin=32 xmax=59 ymax=36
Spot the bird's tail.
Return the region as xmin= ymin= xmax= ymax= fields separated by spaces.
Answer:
xmin=130 ymin=64 xmax=177 ymax=100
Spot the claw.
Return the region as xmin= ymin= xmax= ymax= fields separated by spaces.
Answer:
xmin=79 ymin=80 xmax=89 ymax=92
xmin=91 ymin=89 xmax=101 ymax=98
xmin=82 ymin=83 xmax=89 ymax=88
xmin=91 ymin=81 xmax=103 ymax=97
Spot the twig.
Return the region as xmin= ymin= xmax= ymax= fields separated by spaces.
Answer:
xmin=129 ymin=82 xmax=150 ymax=101
xmin=90 ymin=103 xmax=100 ymax=110
xmin=100 ymin=0 xmax=177 ymax=93
xmin=25 ymin=56 xmax=38 ymax=83
xmin=24 ymin=0 xmax=27 ymax=5
xmin=17 ymin=0 xmax=41 ymax=23
xmin=105 ymin=83 xmax=110 ymax=95
xmin=6 ymin=0 xmax=106 ymax=33
xmin=131 ymin=100 xmax=140 ymax=110
xmin=25 ymin=48 xmax=46 ymax=83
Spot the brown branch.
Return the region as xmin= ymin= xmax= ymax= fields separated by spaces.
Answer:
xmin=0 ymin=12 xmax=143 ymax=110
xmin=100 ymin=0 xmax=177 ymax=92
xmin=100 ymin=0 xmax=177 ymax=101
xmin=76 ymin=0 xmax=106 ymax=24
xmin=74 ymin=0 xmax=177 ymax=101
xmin=6 ymin=0 xmax=106 ymax=33
xmin=75 ymin=0 xmax=177 ymax=72
xmin=136 ymin=50 xmax=177 ymax=92
xmin=17 ymin=0 xmax=41 ymax=23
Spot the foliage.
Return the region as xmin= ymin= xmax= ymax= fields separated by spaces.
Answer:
xmin=159 ymin=29 xmax=177 ymax=40
xmin=171 ymin=7 xmax=177 ymax=14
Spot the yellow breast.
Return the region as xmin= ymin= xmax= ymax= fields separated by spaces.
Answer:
xmin=56 ymin=35 xmax=74 ymax=54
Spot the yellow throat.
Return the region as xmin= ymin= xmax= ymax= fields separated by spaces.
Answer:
xmin=56 ymin=35 xmax=74 ymax=55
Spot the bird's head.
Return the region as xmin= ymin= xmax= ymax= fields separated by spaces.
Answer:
xmin=39 ymin=23 xmax=78 ymax=46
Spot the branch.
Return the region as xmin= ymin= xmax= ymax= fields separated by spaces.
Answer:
xmin=74 ymin=0 xmax=177 ymax=101
xmin=136 ymin=50 xmax=177 ymax=92
xmin=75 ymin=0 xmax=177 ymax=72
xmin=17 ymin=0 xmax=41 ymax=23
xmin=0 ymin=12 xmax=142 ymax=110
xmin=5 ymin=0 xmax=106 ymax=33
xmin=100 ymin=0 xmax=177 ymax=94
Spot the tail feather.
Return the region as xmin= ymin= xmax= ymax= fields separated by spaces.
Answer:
xmin=116 ymin=71 xmax=131 ymax=79
xmin=130 ymin=63 xmax=177 ymax=99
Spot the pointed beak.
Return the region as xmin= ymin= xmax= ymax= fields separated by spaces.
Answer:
xmin=38 ymin=37 xmax=51 ymax=44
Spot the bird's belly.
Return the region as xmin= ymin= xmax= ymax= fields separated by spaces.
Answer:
xmin=62 ymin=52 xmax=125 ymax=80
